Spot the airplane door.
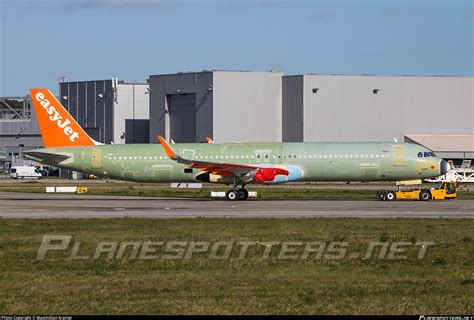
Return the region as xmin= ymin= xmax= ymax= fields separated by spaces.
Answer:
xmin=92 ymin=149 xmax=102 ymax=169
xmin=392 ymin=145 xmax=406 ymax=167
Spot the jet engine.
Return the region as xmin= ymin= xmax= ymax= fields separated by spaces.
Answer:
xmin=195 ymin=172 xmax=234 ymax=184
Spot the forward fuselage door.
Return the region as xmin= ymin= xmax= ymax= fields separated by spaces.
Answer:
xmin=380 ymin=144 xmax=408 ymax=180
xmin=392 ymin=145 xmax=406 ymax=167
xmin=91 ymin=148 xmax=102 ymax=169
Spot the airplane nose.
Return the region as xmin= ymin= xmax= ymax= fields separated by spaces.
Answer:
xmin=440 ymin=160 xmax=450 ymax=175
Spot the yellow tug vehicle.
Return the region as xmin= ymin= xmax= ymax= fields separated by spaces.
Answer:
xmin=376 ymin=182 xmax=458 ymax=201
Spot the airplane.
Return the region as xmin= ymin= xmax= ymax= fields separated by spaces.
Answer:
xmin=24 ymin=88 xmax=450 ymax=201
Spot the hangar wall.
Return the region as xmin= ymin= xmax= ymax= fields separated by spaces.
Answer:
xmin=60 ymin=80 xmax=115 ymax=144
xmin=213 ymin=71 xmax=282 ymax=143
xmin=0 ymin=113 xmax=42 ymax=152
xmin=282 ymin=75 xmax=473 ymax=143
xmin=149 ymin=71 xmax=282 ymax=144
xmin=60 ymin=79 xmax=149 ymax=144
xmin=113 ymin=83 xmax=150 ymax=144
xmin=0 ymin=96 xmax=42 ymax=156
xmin=148 ymin=72 xmax=214 ymax=143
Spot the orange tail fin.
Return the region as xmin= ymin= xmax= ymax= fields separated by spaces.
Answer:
xmin=30 ymin=88 xmax=99 ymax=148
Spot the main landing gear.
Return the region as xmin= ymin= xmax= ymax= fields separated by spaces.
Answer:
xmin=225 ymin=181 xmax=249 ymax=201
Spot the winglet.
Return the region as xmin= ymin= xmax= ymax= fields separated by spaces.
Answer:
xmin=158 ymin=135 xmax=177 ymax=159
xmin=205 ymin=136 xmax=214 ymax=144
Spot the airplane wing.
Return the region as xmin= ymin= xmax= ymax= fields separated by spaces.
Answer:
xmin=23 ymin=151 xmax=70 ymax=165
xmin=182 ymin=159 xmax=257 ymax=177
xmin=157 ymin=136 xmax=288 ymax=181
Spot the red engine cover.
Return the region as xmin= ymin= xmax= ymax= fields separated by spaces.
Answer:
xmin=254 ymin=168 xmax=289 ymax=182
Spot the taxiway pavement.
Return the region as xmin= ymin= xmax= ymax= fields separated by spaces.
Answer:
xmin=0 ymin=192 xmax=472 ymax=218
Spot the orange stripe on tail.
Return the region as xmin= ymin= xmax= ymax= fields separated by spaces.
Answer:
xmin=30 ymin=88 xmax=97 ymax=148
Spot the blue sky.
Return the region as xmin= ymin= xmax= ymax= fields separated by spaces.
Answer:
xmin=0 ymin=0 xmax=472 ymax=96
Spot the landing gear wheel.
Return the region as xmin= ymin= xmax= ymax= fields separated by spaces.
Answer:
xmin=386 ymin=191 xmax=396 ymax=201
xmin=226 ymin=189 xmax=239 ymax=201
xmin=237 ymin=188 xmax=249 ymax=200
xmin=419 ymin=190 xmax=432 ymax=201
xmin=376 ymin=191 xmax=387 ymax=201
xmin=376 ymin=191 xmax=383 ymax=201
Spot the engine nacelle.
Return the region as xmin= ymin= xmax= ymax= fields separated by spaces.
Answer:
xmin=254 ymin=168 xmax=289 ymax=182
xmin=195 ymin=172 xmax=234 ymax=184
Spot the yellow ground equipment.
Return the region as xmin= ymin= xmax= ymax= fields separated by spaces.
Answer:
xmin=77 ymin=187 xmax=89 ymax=194
xmin=376 ymin=182 xmax=458 ymax=201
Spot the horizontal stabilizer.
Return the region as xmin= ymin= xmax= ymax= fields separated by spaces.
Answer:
xmin=23 ymin=151 xmax=70 ymax=164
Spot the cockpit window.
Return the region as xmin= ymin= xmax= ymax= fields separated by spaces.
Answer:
xmin=419 ymin=151 xmax=436 ymax=157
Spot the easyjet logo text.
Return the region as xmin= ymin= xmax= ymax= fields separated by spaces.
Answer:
xmin=35 ymin=92 xmax=79 ymax=142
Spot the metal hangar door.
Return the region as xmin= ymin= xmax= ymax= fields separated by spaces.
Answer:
xmin=168 ymin=93 xmax=197 ymax=143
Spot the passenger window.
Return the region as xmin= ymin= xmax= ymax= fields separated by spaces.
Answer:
xmin=424 ymin=152 xmax=430 ymax=157
xmin=418 ymin=152 xmax=423 ymax=158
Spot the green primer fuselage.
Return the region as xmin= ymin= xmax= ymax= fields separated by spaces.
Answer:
xmin=30 ymin=141 xmax=444 ymax=183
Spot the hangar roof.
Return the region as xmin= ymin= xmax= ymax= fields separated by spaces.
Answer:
xmin=404 ymin=134 xmax=474 ymax=153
